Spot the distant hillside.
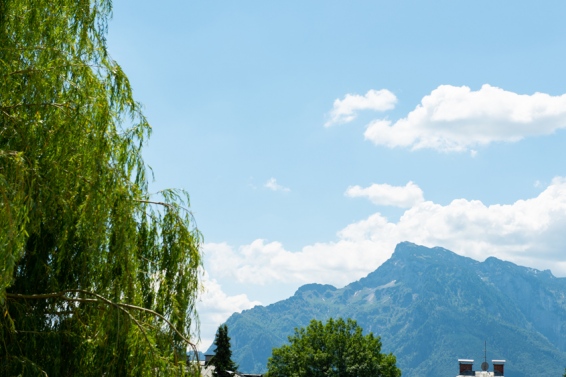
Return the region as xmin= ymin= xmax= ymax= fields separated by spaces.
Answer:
xmin=210 ymin=242 xmax=566 ymax=377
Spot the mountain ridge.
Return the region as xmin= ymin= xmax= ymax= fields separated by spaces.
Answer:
xmin=212 ymin=242 xmax=566 ymax=376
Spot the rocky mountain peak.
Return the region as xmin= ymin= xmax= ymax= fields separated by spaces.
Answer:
xmin=221 ymin=242 xmax=566 ymax=377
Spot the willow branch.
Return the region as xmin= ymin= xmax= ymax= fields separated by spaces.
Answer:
xmin=135 ymin=199 xmax=172 ymax=208
xmin=136 ymin=199 xmax=197 ymax=225
xmin=6 ymin=292 xmax=152 ymax=344
xmin=81 ymin=291 xmax=157 ymax=359
xmin=0 ymin=102 xmax=72 ymax=111
xmin=0 ymin=150 xmax=20 ymax=157
xmin=6 ymin=63 xmax=106 ymax=77
xmin=7 ymin=289 xmax=197 ymax=349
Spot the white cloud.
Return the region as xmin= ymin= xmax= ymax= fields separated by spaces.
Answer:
xmin=325 ymin=89 xmax=397 ymax=127
xmin=364 ymin=84 xmax=566 ymax=152
xmin=345 ymin=181 xmax=424 ymax=208
xmin=265 ymin=178 xmax=290 ymax=192
xmin=206 ymin=239 xmax=378 ymax=288
xmin=207 ymin=178 xmax=566 ymax=289
xmin=196 ymin=271 xmax=261 ymax=351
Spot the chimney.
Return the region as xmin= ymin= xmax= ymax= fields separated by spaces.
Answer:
xmin=458 ymin=359 xmax=474 ymax=375
xmin=492 ymin=360 xmax=505 ymax=376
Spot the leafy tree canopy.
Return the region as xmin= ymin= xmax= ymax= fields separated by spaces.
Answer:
xmin=209 ymin=324 xmax=239 ymax=377
xmin=1 ymin=0 xmax=202 ymax=375
xmin=267 ymin=318 xmax=401 ymax=377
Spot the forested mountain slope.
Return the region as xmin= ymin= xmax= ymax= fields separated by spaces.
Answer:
xmin=213 ymin=242 xmax=566 ymax=377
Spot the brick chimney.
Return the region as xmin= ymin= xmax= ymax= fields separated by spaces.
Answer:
xmin=492 ymin=360 xmax=505 ymax=376
xmin=458 ymin=359 xmax=474 ymax=375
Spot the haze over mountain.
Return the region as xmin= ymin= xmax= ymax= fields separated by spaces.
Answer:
xmin=210 ymin=242 xmax=566 ymax=377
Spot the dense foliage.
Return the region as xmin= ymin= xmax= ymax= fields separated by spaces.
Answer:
xmin=0 ymin=0 xmax=202 ymax=375
xmin=208 ymin=324 xmax=239 ymax=377
xmin=267 ymin=318 xmax=401 ymax=377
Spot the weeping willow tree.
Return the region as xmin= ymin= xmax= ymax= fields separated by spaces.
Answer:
xmin=0 ymin=0 xmax=203 ymax=375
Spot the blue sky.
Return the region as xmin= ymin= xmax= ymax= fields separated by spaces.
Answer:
xmin=108 ymin=1 xmax=566 ymax=350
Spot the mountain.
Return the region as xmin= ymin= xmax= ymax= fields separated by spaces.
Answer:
xmin=211 ymin=242 xmax=566 ymax=376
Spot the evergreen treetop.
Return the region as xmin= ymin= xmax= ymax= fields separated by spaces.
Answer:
xmin=209 ymin=324 xmax=239 ymax=377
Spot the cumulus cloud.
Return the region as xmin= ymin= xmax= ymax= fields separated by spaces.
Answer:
xmin=265 ymin=178 xmax=290 ymax=192
xmin=196 ymin=271 xmax=260 ymax=350
xmin=325 ymin=89 xmax=397 ymax=127
xmin=206 ymin=239 xmax=377 ymax=288
xmin=345 ymin=181 xmax=424 ymax=208
xmin=207 ymin=178 xmax=566 ymax=288
xmin=364 ymin=84 xmax=566 ymax=152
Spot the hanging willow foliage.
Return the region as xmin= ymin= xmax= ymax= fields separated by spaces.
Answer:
xmin=0 ymin=0 xmax=203 ymax=375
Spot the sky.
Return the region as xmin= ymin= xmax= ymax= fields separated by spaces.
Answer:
xmin=107 ymin=1 xmax=566 ymax=350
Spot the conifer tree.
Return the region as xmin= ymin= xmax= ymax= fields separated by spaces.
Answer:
xmin=209 ymin=324 xmax=239 ymax=377
xmin=0 ymin=0 xmax=202 ymax=375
